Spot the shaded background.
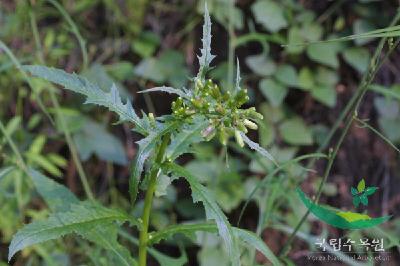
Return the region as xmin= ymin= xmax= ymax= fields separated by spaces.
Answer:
xmin=1 ymin=0 xmax=400 ymax=265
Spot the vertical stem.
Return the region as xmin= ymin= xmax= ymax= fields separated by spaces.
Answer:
xmin=138 ymin=133 xmax=170 ymax=266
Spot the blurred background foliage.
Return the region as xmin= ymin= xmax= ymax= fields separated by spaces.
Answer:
xmin=1 ymin=0 xmax=400 ymax=265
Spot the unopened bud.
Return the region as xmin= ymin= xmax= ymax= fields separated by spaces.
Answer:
xmin=244 ymin=119 xmax=258 ymax=130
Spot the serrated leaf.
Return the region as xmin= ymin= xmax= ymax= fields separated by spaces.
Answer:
xmin=165 ymin=163 xmax=240 ymax=266
xmin=234 ymin=59 xmax=241 ymax=93
xmin=240 ymin=132 xmax=277 ymax=165
xmin=357 ymin=179 xmax=365 ymax=193
xmin=149 ymin=222 xmax=281 ymax=266
xmin=129 ymin=122 xmax=179 ymax=204
xmin=29 ymin=169 xmax=79 ymax=212
xmin=22 ymin=65 xmax=147 ymax=135
xmin=9 ymin=202 xmax=131 ymax=262
xmin=166 ymin=119 xmax=208 ymax=160
xmin=27 ymin=169 xmax=137 ymax=265
xmin=197 ymin=3 xmax=215 ymax=79
xmin=138 ymin=86 xmax=189 ymax=99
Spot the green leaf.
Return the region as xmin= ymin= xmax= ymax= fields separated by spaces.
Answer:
xmin=286 ymin=27 xmax=304 ymax=54
xmin=132 ymin=31 xmax=160 ymax=58
xmin=353 ymin=19 xmax=376 ymax=45
xmin=311 ymin=85 xmax=336 ymax=107
xmin=197 ymin=3 xmax=215 ymax=79
xmin=306 ymin=43 xmax=339 ymax=68
xmin=240 ymin=132 xmax=277 ymax=165
xmin=73 ymin=118 xmax=128 ymax=165
xmin=148 ymin=247 xmax=187 ymax=266
xmin=83 ymin=63 xmax=131 ymax=100
xmin=138 ymin=86 xmax=188 ymax=99
xmin=28 ymin=169 xmax=137 ymax=265
xmin=166 ymin=119 xmax=208 ymax=160
xmin=22 ymin=65 xmax=147 ymax=135
xmin=245 ymin=54 xmax=276 ymax=76
xmin=365 ymin=187 xmax=378 ymax=196
xmin=298 ymin=67 xmax=315 ymax=90
xmin=251 ymin=0 xmax=287 ymax=33
xmin=165 ymin=163 xmax=240 ymax=266
xmin=0 ymin=166 xmax=15 ymax=182
xmin=155 ymin=175 xmax=172 ymax=197
xmin=29 ymin=169 xmax=79 ymax=212
xmin=8 ymin=202 xmax=132 ymax=262
xmin=342 ymin=47 xmax=371 ymax=73
xmin=259 ymin=78 xmax=288 ymax=107
xmin=235 ymin=59 xmax=241 ymax=93
xmin=149 ymin=222 xmax=281 ymax=266
xmin=357 ymin=179 xmax=365 ymax=193
xmin=275 ymin=65 xmax=298 ymax=87
xmin=129 ymin=122 xmax=179 ymax=204
xmin=279 ymin=118 xmax=313 ymax=145
xmin=351 ymin=187 xmax=358 ymax=196
xmin=25 ymin=153 xmax=63 ymax=177
xmin=135 ymin=50 xmax=189 ymax=88
xmin=370 ymin=84 xmax=400 ymax=101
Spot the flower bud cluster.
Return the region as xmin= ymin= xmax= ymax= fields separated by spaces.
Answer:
xmin=171 ymin=78 xmax=263 ymax=147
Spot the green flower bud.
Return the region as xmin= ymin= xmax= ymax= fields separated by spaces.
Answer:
xmin=234 ymin=89 xmax=248 ymax=107
xmin=236 ymin=122 xmax=248 ymax=133
xmin=210 ymin=84 xmax=221 ymax=99
xmin=244 ymin=119 xmax=258 ymax=130
xmin=196 ymin=79 xmax=204 ymax=90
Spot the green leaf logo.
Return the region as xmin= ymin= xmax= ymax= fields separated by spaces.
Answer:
xmin=351 ymin=179 xmax=378 ymax=208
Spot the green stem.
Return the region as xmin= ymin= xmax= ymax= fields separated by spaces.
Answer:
xmin=0 ymin=120 xmax=27 ymax=172
xmin=138 ymin=133 xmax=170 ymax=266
xmin=354 ymin=116 xmax=400 ymax=154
